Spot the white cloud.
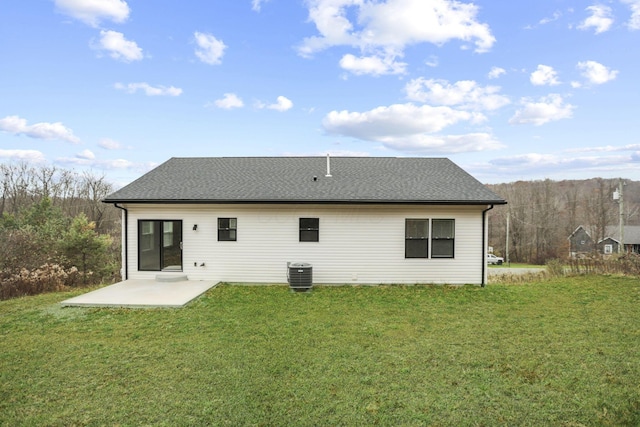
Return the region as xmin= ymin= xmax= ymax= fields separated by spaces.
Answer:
xmin=530 ymin=64 xmax=560 ymax=86
xmin=339 ymin=53 xmax=407 ymax=76
xmin=576 ymin=60 xmax=618 ymax=84
xmin=471 ymin=144 xmax=640 ymax=181
xmin=298 ymin=0 xmax=495 ymax=75
xmin=0 ymin=115 xmax=80 ymax=143
xmin=95 ymin=30 xmax=143 ymax=62
xmin=622 ymin=0 xmax=640 ymax=30
xmin=98 ymin=138 xmax=124 ymax=150
xmin=54 ymin=0 xmax=129 ymax=27
xmin=214 ymin=93 xmax=244 ymax=109
xmin=114 ymin=82 xmax=183 ymax=96
xmin=0 ymin=149 xmax=46 ymax=163
xmin=252 ymin=0 xmax=269 ymax=12
xmin=56 ymin=156 xmax=157 ymax=171
xmin=525 ymin=10 xmax=563 ymax=29
xmin=322 ymin=103 xmax=501 ymax=153
xmin=379 ymin=133 xmax=503 ymax=153
xmin=564 ymin=143 xmax=640 ymax=153
xmin=488 ymin=66 xmax=506 ymax=79
xmin=509 ymin=94 xmax=575 ymax=126
xmin=405 ymin=78 xmax=510 ymax=111
xmin=324 ymin=103 xmax=477 ymax=136
xmin=76 ymin=149 xmax=95 ymax=160
xmin=490 ymin=153 xmax=559 ymax=168
xmin=487 ymin=152 xmax=637 ymax=175
xmin=578 ymin=5 xmax=614 ymax=34
xmin=264 ymin=96 xmax=293 ymax=112
xmin=194 ymin=32 xmax=226 ymax=65
xmin=539 ymin=10 xmax=562 ymax=25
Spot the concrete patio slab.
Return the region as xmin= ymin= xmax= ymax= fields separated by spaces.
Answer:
xmin=60 ymin=278 xmax=218 ymax=308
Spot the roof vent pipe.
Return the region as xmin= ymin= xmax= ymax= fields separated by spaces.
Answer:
xmin=325 ymin=153 xmax=332 ymax=177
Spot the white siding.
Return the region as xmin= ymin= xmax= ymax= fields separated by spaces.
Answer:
xmin=123 ymin=204 xmax=488 ymax=285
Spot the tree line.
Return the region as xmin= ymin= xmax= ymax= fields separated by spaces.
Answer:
xmin=487 ymin=178 xmax=639 ymax=264
xmin=1 ymin=163 xmax=121 ymax=299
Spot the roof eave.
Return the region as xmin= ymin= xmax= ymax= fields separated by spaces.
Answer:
xmin=103 ymin=198 xmax=507 ymax=205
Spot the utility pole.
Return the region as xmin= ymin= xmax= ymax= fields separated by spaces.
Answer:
xmin=506 ymin=209 xmax=510 ymax=265
xmin=614 ymin=179 xmax=625 ymax=254
xmin=1 ymin=172 xmax=7 ymax=217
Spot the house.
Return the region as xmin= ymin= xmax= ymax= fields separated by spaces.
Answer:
xmin=103 ymin=157 xmax=507 ymax=286
xmin=569 ymin=225 xmax=640 ymax=257
xmin=568 ymin=226 xmax=594 ymax=257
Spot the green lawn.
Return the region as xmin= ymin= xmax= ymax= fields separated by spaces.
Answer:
xmin=1 ymin=277 xmax=639 ymax=426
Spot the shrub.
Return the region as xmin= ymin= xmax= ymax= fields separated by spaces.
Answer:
xmin=567 ymin=254 xmax=640 ymax=276
xmin=0 ymin=228 xmax=50 ymax=272
xmin=489 ymin=270 xmax=549 ymax=284
xmin=0 ymin=198 xmax=69 ymax=272
xmin=58 ymin=213 xmax=116 ymax=285
xmin=546 ymin=258 xmax=565 ymax=277
xmin=0 ymin=264 xmax=80 ymax=300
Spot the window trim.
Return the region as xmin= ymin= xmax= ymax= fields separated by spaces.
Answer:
xmin=218 ymin=217 xmax=237 ymax=242
xmin=299 ymin=217 xmax=319 ymax=242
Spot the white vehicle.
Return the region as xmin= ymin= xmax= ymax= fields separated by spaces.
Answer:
xmin=487 ymin=254 xmax=504 ymax=265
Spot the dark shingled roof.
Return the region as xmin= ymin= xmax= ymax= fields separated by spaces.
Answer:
xmin=103 ymin=157 xmax=506 ymax=205
xmin=604 ymin=226 xmax=640 ymax=245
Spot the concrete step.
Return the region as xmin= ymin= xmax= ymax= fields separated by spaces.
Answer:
xmin=155 ymin=274 xmax=189 ymax=282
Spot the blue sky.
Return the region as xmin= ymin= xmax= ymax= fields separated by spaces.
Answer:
xmin=1 ymin=0 xmax=639 ymax=186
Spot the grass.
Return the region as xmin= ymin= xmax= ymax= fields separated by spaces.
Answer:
xmin=1 ymin=277 xmax=639 ymax=426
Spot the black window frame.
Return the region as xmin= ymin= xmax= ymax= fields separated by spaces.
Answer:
xmin=218 ymin=217 xmax=237 ymax=242
xmin=431 ymin=219 xmax=455 ymax=258
xmin=299 ymin=217 xmax=319 ymax=242
xmin=405 ymin=219 xmax=429 ymax=258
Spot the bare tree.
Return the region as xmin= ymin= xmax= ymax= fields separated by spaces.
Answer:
xmin=1 ymin=163 xmax=31 ymax=215
xmin=0 ymin=163 xmax=120 ymax=233
xmin=584 ymin=178 xmax=616 ymax=248
xmin=487 ymin=177 xmax=635 ymax=264
xmin=78 ymin=171 xmax=116 ymax=232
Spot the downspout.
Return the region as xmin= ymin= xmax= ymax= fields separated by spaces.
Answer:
xmin=481 ymin=204 xmax=494 ymax=287
xmin=114 ymin=204 xmax=129 ymax=280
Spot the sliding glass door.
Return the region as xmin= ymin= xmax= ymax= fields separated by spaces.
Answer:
xmin=138 ymin=220 xmax=182 ymax=271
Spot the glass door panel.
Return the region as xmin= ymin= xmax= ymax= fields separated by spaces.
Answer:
xmin=162 ymin=220 xmax=182 ymax=271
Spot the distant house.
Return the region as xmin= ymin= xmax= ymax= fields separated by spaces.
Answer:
xmin=568 ymin=225 xmax=640 ymax=257
xmin=103 ymin=157 xmax=506 ymax=286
